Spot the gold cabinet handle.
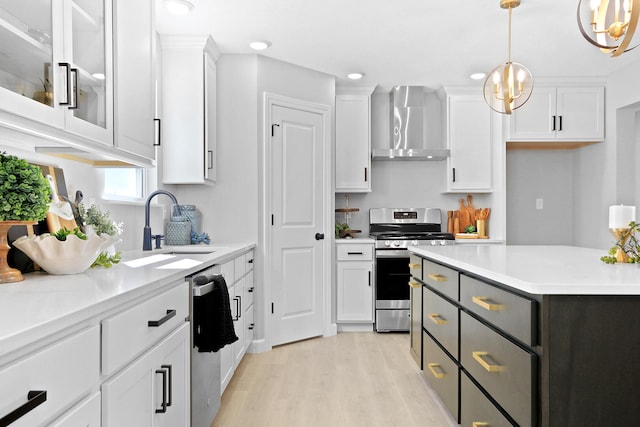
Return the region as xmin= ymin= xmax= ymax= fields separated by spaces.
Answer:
xmin=472 ymin=296 xmax=504 ymax=311
xmin=472 ymin=423 xmax=490 ymax=427
xmin=427 ymin=273 xmax=447 ymax=282
xmin=427 ymin=363 xmax=446 ymax=379
xmin=408 ymin=280 xmax=421 ymax=288
xmin=408 ymin=263 xmax=420 ymax=269
xmin=472 ymin=351 xmax=503 ymax=372
xmin=427 ymin=313 xmax=448 ymax=325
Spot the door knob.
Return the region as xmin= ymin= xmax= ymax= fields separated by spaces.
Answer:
xmin=315 ymin=233 xmax=325 ymax=240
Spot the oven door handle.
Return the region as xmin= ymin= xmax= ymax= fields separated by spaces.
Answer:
xmin=375 ymin=250 xmax=410 ymax=258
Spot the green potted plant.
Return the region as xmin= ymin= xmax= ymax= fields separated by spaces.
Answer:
xmin=0 ymin=152 xmax=52 ymax=283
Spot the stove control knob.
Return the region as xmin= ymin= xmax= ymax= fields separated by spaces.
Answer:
xmin=440 ymin=240 xmax=447 ymax=246
xmin=384 ymin=241 xmax=391 ymax=247
xmin=430 ymin=240 xmax=437 ymax=246
xmin=393 ymin=240 xmax=400 ymax=247
xmin=411 ymin=240 xmax=418 ymax=246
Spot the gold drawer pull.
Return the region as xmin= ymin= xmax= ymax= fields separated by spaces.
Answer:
xmin=428 ymin=273 xmax=447 ymax=282
xmin=427 ymin=363 xmax=446 ymax=379
xmin=428 ymin=313 xmax=448 ymax=325
xmin=472 ymin=423 xmax=490 ymax=427
xmin=408 ymin=280 xmax=421 ymax=288
xmin=472 ymin=351 xmax=503 ymax=372
xmin=408 ymin=263 xmax=420 ymax=269
xmin=472 ymin=296 xmax=504 ymax=311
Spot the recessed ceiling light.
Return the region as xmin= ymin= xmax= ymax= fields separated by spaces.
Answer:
xmin=347 ymin=72 xmax=364 ymax=80
xmin=249 ymin=41 xmax=272 ymax=50
xmin=470 ymin=72 xmax=486 ymax=80
xmin=164 ymin=0 xmax=194 ymax=15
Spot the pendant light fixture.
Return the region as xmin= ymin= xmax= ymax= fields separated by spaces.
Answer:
xmin=483 ymin=0 xmax=533 ymax=115
xmin=577 ymin=0 xmax=640 ymax=57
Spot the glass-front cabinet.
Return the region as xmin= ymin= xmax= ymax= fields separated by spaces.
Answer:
xmin=0 ymin=0 xmax=112 ymax=145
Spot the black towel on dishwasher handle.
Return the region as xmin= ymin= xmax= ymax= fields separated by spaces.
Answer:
xmin=193 ymin=274 xmax=239 ymax=352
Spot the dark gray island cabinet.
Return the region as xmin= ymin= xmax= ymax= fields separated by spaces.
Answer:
xmin=408 ymin=245 xmax=640 ymax=427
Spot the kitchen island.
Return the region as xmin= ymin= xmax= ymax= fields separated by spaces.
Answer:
xmin=0 ymin=243 xmax=254 ymax=426
xmin=409 ymin=244 xmax=640 ymax=427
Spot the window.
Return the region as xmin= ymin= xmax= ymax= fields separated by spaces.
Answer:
xmin=101 ymin=167 xmax=146 ymax=201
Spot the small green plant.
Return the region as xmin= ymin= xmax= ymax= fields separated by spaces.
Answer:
xmin=52 ymin=227 xmax=87 ymax=241
xmin=601 ymin=221 xmax=640 ymax=264
xmin=0 ymin=152 xmax=52 ymax=221
xmin=91 ymin=250 xmax=122 ymax=268
xmin=464 ymin=224 xmax=477 ymax=233
xmin=335 ymin=222 xmax=350 ymax=238
xmin=78 ymin=203 xmax=122 ymax=236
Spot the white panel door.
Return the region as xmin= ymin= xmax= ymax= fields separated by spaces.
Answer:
xmin=271 ymin=104 xmax=325 ymax=346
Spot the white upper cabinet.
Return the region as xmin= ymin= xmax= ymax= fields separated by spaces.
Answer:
xmin=508 ymin=85 xmax=605 ymax=142
xmin=441 ymin=87 xmax=493 ymax=193
xmin=335 ymin=85 xmax=376 ymax=193
xmin=0 ymin=0 xmax=113 ymax=145
xmin=160 ymin=35 xmax=219 ymax=185
xmin=112 ymin=0 xmax=155 ymax=161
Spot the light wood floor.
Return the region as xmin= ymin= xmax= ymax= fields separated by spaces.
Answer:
xmin=212 ymin=332 xmax=456 ymax=427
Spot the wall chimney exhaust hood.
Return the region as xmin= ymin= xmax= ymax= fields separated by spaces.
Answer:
xmin=372 ymin=85 xmax=449 ymax=161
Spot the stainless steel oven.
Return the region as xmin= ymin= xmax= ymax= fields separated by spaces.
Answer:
xmin=369 ymin=208 xmax=454 ymax=332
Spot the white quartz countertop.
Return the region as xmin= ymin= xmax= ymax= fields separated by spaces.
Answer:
xmin=0 ymin=243 xmax=255 ymax=359
xmin=409 ymin=245 xmax=640 ymax=295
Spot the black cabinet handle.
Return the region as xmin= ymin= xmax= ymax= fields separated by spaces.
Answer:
xmin=161 ymin=364 xmax=173 ymax=407
xmin=58 ymin=62 xmax=71 ymax=106
xmin=368 ymin=271 xmax=371 ymax=287
xmin=559 ymin=115 xmax=563 ymax=131
xmin=233 ymin=297 xmax=240 ymax=321
xmin=248 ymin=258 xmax=254 ymax=264
xmin=148 ymin=309 xmax=176 ymax=327
xmin=364 ymin=167 xmax=368 ymax=182
xmin=248 ymin=287 xmax=254 ymax=293
xmin=315 ymin=233 xmax=325 ymax=240
xmin=0 ymin=390 xmax=47 ymax=426
xmin=347 ymin=251 xmax=364 ymax=255
xmin=155 ymin=369 xmax=168 ymax=414
xmin=452 ymin=167 xmax=456 ymax=182
xmin=154 ymin=118 xmax=161 ymax=146
xmin=207 ymin=150 xmax=213 ymax=170
xmin=248 ymin=323 xmax=255 ymax=330
xmin=69 ymin=68 xmax=79 ymax=110
xmin=552 ymin=115 xmax=557 ymax=131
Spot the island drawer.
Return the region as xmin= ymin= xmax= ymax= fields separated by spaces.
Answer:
xmin=423 ymin=286 xmax=458 ymax=358
xmin=461 ymin=372 xmax=513 ymax=427
xmin=460 ymin=275 xmax=536 ymax=346
xmin=409 ymin=254 xmax=422 ymax=281
xmin=423 ymin=331 xmax=459 ymax=423
xmin=423 ymin=260 xmax=459 ymax=301
xmin=461 ymin=311 xmax=535 ymax=427
xmin=337 ymin=244 xmax=373 ymax=261
xmin=0 ymin=326 xmax=99 ymax=427
xmin=102 ymin=282 xmax=188 ymax=376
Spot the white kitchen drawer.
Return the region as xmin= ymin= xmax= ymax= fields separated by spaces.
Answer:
xmin=0 ymin=326 xmax=99 ymax=427
xmin=244 ymin=269 xmax=254 ymax=310
xmin=220 ymin=260 xmax=235 ymax=286
xmin=336 ymin=244 xmax=373 ymax=261
xmin=102 ymin=282 xmax=189 ymax=376
xmin=234 ymin=253 xmax=246 ymax=281
xmin=49 ymin=392 xmax=101 ymax=427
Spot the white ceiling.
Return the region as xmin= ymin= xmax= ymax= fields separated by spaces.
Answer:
xmin=155 ymin=0 xmax=640 ymax=91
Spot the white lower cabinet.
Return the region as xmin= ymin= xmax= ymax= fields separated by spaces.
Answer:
xmin=102 ymin=323 xmax=190 ymax=427
xmin=336 ymin=241 xmax=374 ymax=324
xmin=0 ymin=326 xmax=100 ymax=427
xmin=220 ymin=249 xmax=255 ymax=393
xmin=49 ymin=392 xmax=101 ymax=427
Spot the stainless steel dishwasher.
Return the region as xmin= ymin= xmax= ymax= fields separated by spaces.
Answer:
xmin=189 ymin=265 xmax=222 ymax=427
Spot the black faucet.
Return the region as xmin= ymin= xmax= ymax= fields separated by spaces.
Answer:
xmin=143 ymin=190 xmax=180 ymax=250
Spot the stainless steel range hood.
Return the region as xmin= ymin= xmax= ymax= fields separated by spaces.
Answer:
xmin=372 ymin=86 xmax=449 ymax=161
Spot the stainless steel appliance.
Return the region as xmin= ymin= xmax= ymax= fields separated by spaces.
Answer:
xmin=189 ymin=266 xmax=222 ymax=427
xmin=369 ymin=208 xmax=454 ymax=332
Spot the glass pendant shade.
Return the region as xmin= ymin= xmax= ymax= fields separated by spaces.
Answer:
xmin=483 ymin=62 xmax=533 ymax=114
xmin=577 ymin=0 xmax=640 ymax=57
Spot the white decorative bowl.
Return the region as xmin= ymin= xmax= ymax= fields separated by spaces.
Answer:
xmin=13 ymin=233 xmax=120 ymax=275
